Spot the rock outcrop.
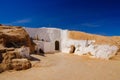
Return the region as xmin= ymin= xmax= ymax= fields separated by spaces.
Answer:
xmin=0 ymin=26 xmax=35 ymax=53
xmin=0 ymin=25 xmax=34 ymax=72
xmin=11 ymin=59 xmax=31 ymax=70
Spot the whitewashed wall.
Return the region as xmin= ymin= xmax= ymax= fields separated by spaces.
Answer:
xmin=62 ymin=39 xmax=118 ymax=59
xmin=25 ymin=27 xmax=118 ymax=59
xmin=34 ymin=28 xmax=61 ymax=41
xmin=24 ymin=28 xmax=38 ymax=38
xmin=61 ymin=30 xmax=118 ymax=59
xmin=35 ymin=28 xmax=61 ymax=51
xmin=44 ymin=42 xmax=55 ymax=53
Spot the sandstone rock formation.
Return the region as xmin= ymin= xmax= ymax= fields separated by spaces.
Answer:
xmin=0 ymin=26 xmax=35 ymax=53
xmin=0 ymin=64 xmax=4 ymax=73
xmin=0 ymin=25 xmax=34 ymax=72
xmin=1 ymin=58 xmax=31 ymax=71
xmin=11 ymin=59 xmax=31 ymax=70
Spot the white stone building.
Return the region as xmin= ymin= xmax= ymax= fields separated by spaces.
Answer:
xmin=25 ymin=27 xmax=118 ymax=59
xmin=25 ymin=28 xmax=62 ymax=53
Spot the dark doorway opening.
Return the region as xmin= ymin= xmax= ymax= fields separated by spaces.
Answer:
xmin=55 ymin=41 xmax=59 ymax=50
xmin=69 ymin=45 xmax=76 ymax=53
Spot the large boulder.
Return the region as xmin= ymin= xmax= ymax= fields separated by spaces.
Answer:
xmin=1 ymin=58 xmax=31 ymax=71
xmin=2 ymin=51 xmax=22 ymax=64
xmin=1 ymin=51 xmax=22 ymax=70
xmin=0 ymin=50 xmax=32 ymax=71
xmin=11 ymin=59 xmax=31 ymax=70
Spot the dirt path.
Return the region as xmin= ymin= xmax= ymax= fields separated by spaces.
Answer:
xmin=0 ymin=53 xmax=120 ymax=80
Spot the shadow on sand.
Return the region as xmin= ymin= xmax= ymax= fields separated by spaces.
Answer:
xmin=29 ymin=56 xmax=41 ymax=61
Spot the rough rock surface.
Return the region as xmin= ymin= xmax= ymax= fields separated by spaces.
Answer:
xmin=1 ymin=58 xmax=31 ymax=71
xmin=0 ymin=64 xmax=4 ymax=73
xmin=0 ymin=25 xmax=34 ymax=72
xmin=11 ymin=59 xmax=31 ymax=70
xmin=2 ymin=51 xmax=22 ymax=64
xmin=0 ymin=25 xmax=35 ymax=53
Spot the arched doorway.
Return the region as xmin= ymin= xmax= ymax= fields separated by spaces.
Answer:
xmin=69 ymin=45 xmax=76 ymax=53
xmin=55 ymin=41 xmax=59 ymax=50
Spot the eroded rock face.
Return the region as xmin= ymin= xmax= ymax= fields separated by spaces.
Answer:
xmin=0 ymin=49 xmax=32 ymax=71
xmin=0 ymin=26 xmax=35 ymax=53
xmin=0 ymin=64 xmax=4 ymax=73
xmin=2 ymin=51 xmax=22 ymax=64
xmin=0 ymin=25 xmax=34 ymax=72
xmin=11 ymin=59 xmax=31 ymax=70
xmin=1 ymin=58 xmax=31 ymax=71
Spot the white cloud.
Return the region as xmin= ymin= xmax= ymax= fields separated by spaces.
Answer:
xmin=5 ymin=18 xmax=31 ymax=25
xmin=81 ymin=23 xmax=100 ymax=27
xmin=13 ymin=18 xmax=31 ymax=24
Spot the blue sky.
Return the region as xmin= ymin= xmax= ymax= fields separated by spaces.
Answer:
xmin=0 ymin=0 xmax=120 ymax=36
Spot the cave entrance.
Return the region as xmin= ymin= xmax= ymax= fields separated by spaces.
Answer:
xmin=55 ymin=41 xmax=59 ymax=50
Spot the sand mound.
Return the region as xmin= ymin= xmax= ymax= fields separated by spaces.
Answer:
xmin=68 ymin=31 xmax=120 ymax=47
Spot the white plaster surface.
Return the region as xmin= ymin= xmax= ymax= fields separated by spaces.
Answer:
xmin=60 ymin=30 xmax=118 ymax=59
xmin=25 ymin=28 xmax=38 ymax=38
xmin=25 ymin=28 xmax=61 ymax=53
xmin=61 ymin=37 xmax=118 ymax=59
xmin=35 ymin=28 xmax=61 ymax=43
xmin=25 ymin=27 xmax=119 ymax=59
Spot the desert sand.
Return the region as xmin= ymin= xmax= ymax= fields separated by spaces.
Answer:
xmin=0 ymin=53 xmax=120 ymax=80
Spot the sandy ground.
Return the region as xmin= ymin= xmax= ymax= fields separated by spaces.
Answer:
xmin=0 ymin=53 xmax=120 ymax=80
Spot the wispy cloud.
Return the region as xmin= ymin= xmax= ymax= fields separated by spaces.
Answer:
xmin=13 ymin=18 xmax=31 ymax=24
xmin=81 ymin=23 xmax=100 ymax=27
xmin=5 ymin=18 xmax=31 ymax=25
